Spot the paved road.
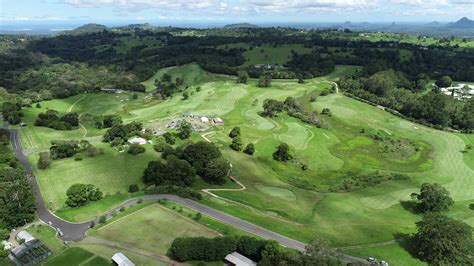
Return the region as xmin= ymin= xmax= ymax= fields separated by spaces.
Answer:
xmin=6 ymin=123 xmax=367 ymax=264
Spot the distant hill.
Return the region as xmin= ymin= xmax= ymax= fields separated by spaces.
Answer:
xmin=115 ymin=23 xmax=155 ymax=31
xmin=448 ymin=17 xmax=474 ymax=29
xmin=223 ymin=23 xmax=259 ymax=29
xmin=64 ymin=23 xmax=108 ymax=35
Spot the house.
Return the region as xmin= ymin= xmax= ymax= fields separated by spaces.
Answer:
xmin=20 ymin=122 xmax=27 ymax=127
xmin=112 ymin=253 xmax=135 ymax=266
xmin=100 ymin=88 xmax=122 ymax=94
xmin=224 ymin=252 xmax=257 ymax=266
xmin=2 ymin=240 xmax=12 ymax=250
xmin=200 ymin=117 xmax=209 ymax=123
xmin=127 ymin=137 xmax=147 ymax=145
xmin=16 ymin=231 xmax=35 ymax=244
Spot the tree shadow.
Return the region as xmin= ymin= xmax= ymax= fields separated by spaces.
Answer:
xmin=399 ymin=200 xmax=421 ymax=214
xmin=393 ymin=232 xmax=419 ymax=260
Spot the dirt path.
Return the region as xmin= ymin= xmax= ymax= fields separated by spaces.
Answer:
xmin=82 ymin=237 xmax=186 ymax=265
xmin=69 ymin=95 xmax=87 ymax=112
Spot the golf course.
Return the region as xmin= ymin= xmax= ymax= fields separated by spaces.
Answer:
xmin=11 ymin=63 xmax=473 ymax=265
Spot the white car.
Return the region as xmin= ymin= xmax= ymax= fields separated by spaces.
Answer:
xmin=380 ymin=261 xmax=389 ymax=266
xmin=367 ymin=257 xmax=377 ymax=263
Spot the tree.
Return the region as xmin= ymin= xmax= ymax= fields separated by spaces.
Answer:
xmin=415 ymin=212 xmax=473 ymax=265
xmin=258 ymin=73 xmax=272 ymax=88
xmin=243 ymin=143 xmax=255 ymax=155
xmin=237 ymin=71 xmax=249 ymax=84
xmin=163 ymin=132 xmax=176 ymax=145
xmin=60 ymin=112 xmax=79 ymax=127
xmin=414 ymin=183 xmax=454 ymax=213
xmin=37 ymin=152 xmax=51 ymax=170
xmin=230 ymin=136 xmax=243 ymax=151
xmin=262 ymin=99 xmax=284 ymax=117
xmin=435 ymin=75 xmax=452 ymax=88
xmin=177 ymin=120 xmax=192 ymax=139
xmin=199 ymin=157 xmax=230 ymax=184
xmin=229 ymin=127 xmax=241 ymax=138
xmin=236 ymin=236 xmax=266 ymax=262
xmin=0 ymin=228 xmax=10 ymax=240
xmin=128 ymin=144 xmax=145 ymax=155
xmin=1 ymin=102 xmax=22 ymax=125
xmin=273 ymin=143 xmax=292 ymax=162
xmin=65 ymin=183 xmax=103 ymax=207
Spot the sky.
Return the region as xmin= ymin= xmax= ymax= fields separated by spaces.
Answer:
xmin=1 ymin=0 xmax=473 ymax=25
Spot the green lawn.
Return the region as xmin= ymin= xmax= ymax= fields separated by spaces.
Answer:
xmin=90 ymin=204 xmax=219 ymax=254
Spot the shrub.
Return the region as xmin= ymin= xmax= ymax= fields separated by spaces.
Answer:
xmin=74 ymin=154 xmax=83 ymax=161
xmin=170 ymin=236 xmax=237 ymax=262
xmin=128 ymin=184 xmax=139 ymax=193
xmin=99 ymin=215 xmax=107 ymax=224
xmin=144 ymin=185 xmax=202 ymax=200
xmin=163 ymin=132 xmax=176 ymax=145
xmin=230 ymin=137 xmax=243 ymax=151
xmin=229 ymin=127 xmax=241 ymax=138
xmin=194 ymin=212 xmax=202 ymax=221
xmin=128 ymin=144 xmax=145 ymax=155
xmin=37 ymin=152 xmax=51 ymax=169
xmin=137 ymin=198 xmax=143 ymax=204
xmin=273 ymin=143 xmax=292 ymax=162
xmin=119 ymin=206 xmax=126 ymax=212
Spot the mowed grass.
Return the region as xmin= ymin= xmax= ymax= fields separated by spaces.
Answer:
xmin=44 ymin=247 xmax=112 ymax=266
xmin=91 ymin=204 xmax=219 ymax=254
xmin=32 ymin=143 xmax=156 ymax=218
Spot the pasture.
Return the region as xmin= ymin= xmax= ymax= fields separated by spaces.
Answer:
xmin=90 ymin=204 xmax=219 ymax=254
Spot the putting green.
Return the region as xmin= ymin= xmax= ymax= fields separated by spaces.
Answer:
xmin=255 ymin=184 xmax=297 ymax=201
xmin=278 ymin=122 xmax=313 ymax=150
xmin=360 ymin=188 xmax=417 ymax=209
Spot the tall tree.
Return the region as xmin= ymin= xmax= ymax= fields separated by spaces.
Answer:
xmin=415 ymin=213 xmax=473 ymax=265
xmin=273 ymin=143 xmax=292 ymax=162
xmin=414 ymin=183 xmax=454 ymax=213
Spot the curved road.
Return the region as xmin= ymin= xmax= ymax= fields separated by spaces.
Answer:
xmin=6 ymin=123 xmax=367 ymax=264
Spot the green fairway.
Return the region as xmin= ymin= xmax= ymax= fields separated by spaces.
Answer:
xmin=91 ymin=204 xmax=219 ymax=254
xmin=19 ymin=64 xmax=474 ymax=266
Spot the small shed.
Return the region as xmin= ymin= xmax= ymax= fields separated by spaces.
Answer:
xmin=112 ymin=252 xmax=135 ymax=266
xmin=128 ymin=137 xmax=147 ymax=145
xmin=16 ymin=231 xmax=35 ymax=243
xmin=200 ymin=117 xmax=209 ymax=123
xmin=224 ymin=252 xmax=257 ymax=266
xmin=213 ymin=117 xmax=224 ymax=125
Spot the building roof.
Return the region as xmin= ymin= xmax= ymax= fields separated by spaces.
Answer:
xmin=225 ymin=252 xmax=257 ymax=266
xmin=16 ymin=231 xmax=35 ymax=243
xmin=112 ymin=253 xmax=135 ymax=266
xmin=200 ymin=117 xmax=209 ymax=122
xmin=128 ymin=137 xmax=147 ymax=145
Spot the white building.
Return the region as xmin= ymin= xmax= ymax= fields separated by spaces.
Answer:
xmin=200 ymin=117 xmax=209 ymax=123
xmin=224 ymin=252 xmax=257 ymax=266
xmin=16 ymin=231 xmax=35 ymax=243
xmin=127 ymin=137 xmax=147 ymax=145
xmin=112 ymin=253 xmax=135 ymax=266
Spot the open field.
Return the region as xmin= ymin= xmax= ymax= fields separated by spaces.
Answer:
xmin=241 ymin=44 xmax=312 ymax=66
xmin=19 ymin=64 xmax=474 ymax=265
xmin=90 ymin=204 xmax=219 ymax=254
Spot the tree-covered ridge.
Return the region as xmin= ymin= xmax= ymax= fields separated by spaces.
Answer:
xmin=1 ymin=27 xmax=472 ymax=106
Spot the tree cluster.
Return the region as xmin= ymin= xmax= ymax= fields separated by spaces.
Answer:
xmin=1 ymin=102 xmax=23 ymax=125
xmin=170 ymin=236 xmax=343 ymax=265
xmin=144 ymin=141 xmax=230 ymax=186
xmin=0 ymin=129 xmax=36 ymax=230
xmin=35 ymin=110 xmax=79 ymax=130
xmin=103 ymin=121 xmax=143 ymax=144
xmin=65 ymin=183 xmax=103 ymax=207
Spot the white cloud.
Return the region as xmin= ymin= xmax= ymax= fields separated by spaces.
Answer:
xmin=64 ymin=0 xmax=227 ymax=10
xmin=243 ymin=0 xmax=375 ymax=13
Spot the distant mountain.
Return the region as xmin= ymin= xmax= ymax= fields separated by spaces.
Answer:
xmin=448 ymin=17 xmax=474 ymax=29
xmin=425 ymin=21 xmax=442 ymax=27
xmin=64 ymin=23 xmax=108 ymax=35
xmin=223 ymin=23 xmax=259 ymax=29
xmin=115 ymin=23 xmax=155 ymax=30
